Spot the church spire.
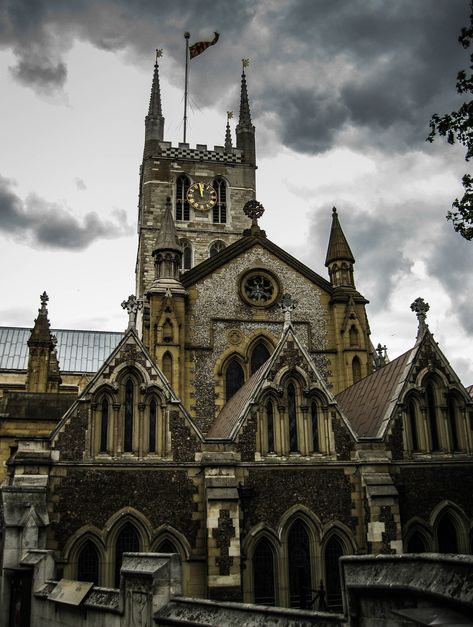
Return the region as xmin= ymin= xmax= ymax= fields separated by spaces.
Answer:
xmin=236 ymin=59 xmax=256 ymax=166
xmin=145 ymin=50 xmax=165 ymax=145
xmin=325 ymin=207 xmax=356 ymax=288
xmin=149 ymin=197 xmax=185 ymax=293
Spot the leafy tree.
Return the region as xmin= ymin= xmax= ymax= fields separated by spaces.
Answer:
xmin=427 ymin=2 xmax=473 ymax=240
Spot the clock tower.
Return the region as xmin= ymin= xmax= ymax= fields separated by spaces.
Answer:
xmin=135 ymin=57 xmax=256 ymax=304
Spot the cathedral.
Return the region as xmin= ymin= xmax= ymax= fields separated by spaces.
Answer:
xmin=1 ymin=54 xmax=473 ymax=624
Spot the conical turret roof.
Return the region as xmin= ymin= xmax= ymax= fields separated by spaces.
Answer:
xmin=154 ymin=197 xmax=181 ymax=254
xmin=325 ymin=207 xmax=355 ymax=266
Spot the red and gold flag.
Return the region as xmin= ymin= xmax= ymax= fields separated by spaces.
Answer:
xmin=189 ymin=32 xmax=220 ymax=59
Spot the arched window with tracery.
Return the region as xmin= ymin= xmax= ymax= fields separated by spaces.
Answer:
xmin=288 ymin=383 xmax=299 ymax=453
xmin=352 ymin=356 xmax=361 ymax=383
xmin=124 ymin=379 xmax=134 ymax=453
xmin=77 ymin=541 xmax=99 ymax=584
xmin=114 ymin=523 xmax=140 ymax=587
xmin=176 ymin=175 xmax=190 ymax=221
xmin=426 ymin=382 xmax=440 ymax=451
xmin=212 ymin=177 xmax=227 ymax=223
xmin=149 ymin=399 xmax=157 ymax=453
xmin=408 ymin=398 xmax=420 ymax=452
xmin=250 ymin=342 xmax=270 ymax=375
xmin=324 ymin=535 xmax=344 ymax=611
xmin=100 ymin=398 xmax=109 ymax=453
xmin=225 ymin=357 xmax=245 ymax=401
xmin=447 ymin=394 xmax=460 ymax=451
xmin=253 ymin=538 xmax=275 ymax=605
xmin=180 ymin=239 xmax=192 ymax=271
xmin=209 ymin=240 xmax=226 ymax=257
xmin=288 ymin=520 xmax=312 ymax=609
xmin=266 ymin=399 xmax=275 ymax=453
xmin=437 ymin=514 xmax=459 ymax=553
xmin=311 ymin=400 xmax=320 ymax=453
xmin=406 ymin=530 xmax=428 ymax=553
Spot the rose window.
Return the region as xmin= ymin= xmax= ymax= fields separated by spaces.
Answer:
xmin=240 ymin=270 xmax=280 ymax=307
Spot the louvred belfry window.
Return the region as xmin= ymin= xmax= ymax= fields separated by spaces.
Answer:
xmin=176 ymin=175 xmax=190 ymax=221
xmin=212 ymin=177 xmax=227 ymax=223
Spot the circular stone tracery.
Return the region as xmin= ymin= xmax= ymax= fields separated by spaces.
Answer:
xmin=240 ymin=269 xmax=280 ymax=307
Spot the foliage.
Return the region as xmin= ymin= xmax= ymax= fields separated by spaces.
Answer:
xmin=427 ymin=2 xmax=473 ymax=240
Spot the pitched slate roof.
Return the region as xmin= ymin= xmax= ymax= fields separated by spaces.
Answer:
xmin=335 ymin=348 xmax=414 ymax=438
xmin=0 ymin=327 xmax=124 ymax=373
xmin=466 ymin=384 xmax=473 ymax=399
xmin=207 ymin=362 xmax=267 ymax=439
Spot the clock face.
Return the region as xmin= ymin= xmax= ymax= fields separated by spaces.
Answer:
xmin=187 ymin=182 xmax=217 ymax=211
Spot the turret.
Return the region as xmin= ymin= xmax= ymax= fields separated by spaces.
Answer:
xmin=26 ymin=292 xmax=62 ymax=393
xmin=325 ymin=207 xmax=356 ymax=288
xmin=235 ymin=61 xmax=256 ymax=167
xmin=144 ymin=51 xmax=165 ymax=148
xmin=149 ymin=197 xmax=185 ymax=294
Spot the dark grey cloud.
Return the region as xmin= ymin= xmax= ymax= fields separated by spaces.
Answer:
xmin=1 ymin=0 xmax=470 ymax=155
xmin=0 ymin=174 xmax=132 ymax=249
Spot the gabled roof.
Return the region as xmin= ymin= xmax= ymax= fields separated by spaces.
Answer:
xmin=0 ymin=327 xmax=123 ymax=372
xmin=466 ymin=384 xmax=473 ymax=399
xmin=50 ymin=327 xmax=203 ymax=443
xmin=207 ymin=323 xmax=355 ymax=441
xmin=336 ymin=348 xmax=415 ymax=438
xmin=181 ymin=234 xmax=333 ymax=293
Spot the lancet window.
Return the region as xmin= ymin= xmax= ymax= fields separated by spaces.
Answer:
xmin=288 ymin=383 xmax=299 ymax=453
xmin=225 ymin=357 xmax=245 ymax=401
xmin=253 ymin=538 xmax=276 ymax=605
xmin=288 ymin=520 xmax=312 ymax=608
xmin=176 ymin=175 xmax=190 ymax=221
xmin=212 ymin=177 xmax=227 ymax=223
xmin=180 ymin=239 xmax=192 ymax=271
xmin=99 ymin=398 xmax=109 ymax=453
xmin=77 ymin=541 xmax=99 ymax=585
xmin=114 ymin=523 xmax=140 ymax=587
xmin=124 ymin=379 xmax=134 ymax=453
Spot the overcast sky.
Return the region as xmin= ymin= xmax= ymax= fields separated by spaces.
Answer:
xmin=1 ymin=0 xmax=472 ymax=384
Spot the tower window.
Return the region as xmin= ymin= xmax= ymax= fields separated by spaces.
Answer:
xmin=212 ymin=177 xmax=227 ymax=223
xmin=180 ymin=239 xmax=192 ymax=271
xmin=176 ymin=175 xmax=190 ymax=221
xmin=209 ymin=240 xmax=226 ymax=257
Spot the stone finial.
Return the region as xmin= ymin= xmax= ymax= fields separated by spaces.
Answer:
xmin=279 ymin=293 xmax=296 ymax=330
xmin=374 ymin=343 xmax=388 ymax=369
xmin=40 ymin=291 xmax=49 ymax=310
xmin=410 ymin=297 xmax=429 ymax=335
xmin=243 ymin=199 xmax=265 ymax=232
xmin=121 ymin=295 xmax=143 ymax=330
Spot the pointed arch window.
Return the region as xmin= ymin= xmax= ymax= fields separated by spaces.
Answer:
xmin=115 ymin=523 xmax=140 ymax=587
xmin=180 ymin=239 xmax=192 ymax=271
xmin=176 ymin=175 xmax=190 ymax=221
xmin=149 ymin=399 xmax=157 ymax=453
xmin=324 ymin=535 xmax=344 ymax=611
xmin=349 ymin=325 xmax=359 ymax=347
xmin=311 ymin=400 xmax=320 ymax=453
xmin=163 ymin=351 xmax=173 ymax=386
xmin=253 ymin=538 xmax=275 ymax=605
xmin=408 ymin=399 xmax=419 ymax=452
xmin=124 ymin=380 xmax=134 ymax=453
xmin=352 ymin=356 xmax=361 ymax=384
xmin=266 ymin=399 xmax=275 ymax=453
xmin=288 ymin=520 xmax=312 ymax=609
xmin=77 ymin=541 xmax=99 ymax=584
xmin=209 ymin=240 xmax=226 ymax=257
xmin=447 ymin=394 xmax=460 ymax=451
xmin=100 ymin=398 xmax=109 ymax=453
xmin=437 ymin=514 xmax=458 ymax=553
xmin=406 ymin=530 xmax=427 ymax=553
xmin=212 ymin=177 xmax=227 ymax=223
xmin=426 ymin=383 xmax=440 ymax=451
xmin=157 ymin=539 xmax=178 ymax=554
xmin=250 ymin=342 xmax=270 ymax=375
xmin=288 ymin=383 xmax=299 ymax=453
xmin=225 ymin=358 xmax=245 ymax=401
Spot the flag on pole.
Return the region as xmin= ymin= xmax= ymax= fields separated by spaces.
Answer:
xmin=189 ymin=32 xmax=220 ymax=59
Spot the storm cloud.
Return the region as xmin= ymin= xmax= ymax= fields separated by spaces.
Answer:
xmin=0 ymin=0 xmax=469 ymax=154
xmin=0 ymin=175 xmax=132 ymax=250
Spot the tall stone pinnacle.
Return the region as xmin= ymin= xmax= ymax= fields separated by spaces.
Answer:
xmin=154 ymin=197 xmax=181 ymax=254
xmin=225 ymin=118 xmax=233 ymax=150
xmin=237 ymin=67 xmax=252 ymax=128
xmin=145 ymin=52 xmax=165 ymax=143
xmin=28 ymin=292 xmax=54 ymax=348
xmin=325 ymin=207 xmax=356 ymax=288
xmin=236 ymin=60 xmax=256 ymax=166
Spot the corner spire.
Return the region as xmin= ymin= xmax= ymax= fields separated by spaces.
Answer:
xmin=325 ymin=207 xmax=356 ymax=288
xmin=26 ymin=292 xmax=62 ymax=392
xmin=225 ymin=111 xmax=233 ymax=150
xmin=154 ymin=197 xmax=181 ymax=253
xmin=149 ymin=198 xmax=186 ymax=295
xmin=145 ymin=49 xmax=165 ymax=144
xmin=236 ymin=59 xmax=256 ymax=166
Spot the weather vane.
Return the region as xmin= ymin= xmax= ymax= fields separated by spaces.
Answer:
xmin=242 ymin=58 xmax=250 ymax=69
xmin=156 ymin=49 xmax=163 ymax=60
xmin=227 ymin=111 xmax=233 ymax=120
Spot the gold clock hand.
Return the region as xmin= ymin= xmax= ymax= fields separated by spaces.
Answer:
xmin=198 ymin=183 xmax=204 ymax=197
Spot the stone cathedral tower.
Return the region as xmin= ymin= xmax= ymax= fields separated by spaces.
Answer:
xmin=135 ymin=57 xmax=256 ymax=304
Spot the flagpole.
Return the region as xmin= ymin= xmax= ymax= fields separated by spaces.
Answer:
xmin=183 ymin=32 xmax=190 ymax=143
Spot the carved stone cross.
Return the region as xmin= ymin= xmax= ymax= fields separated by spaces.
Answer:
xmin=410 ymin=297 xmax=429 ymax=332
xmin=279 ymin=293 xmax=296 ymax=329
xmin=121 ymin=294 xmax=143 ymax=330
